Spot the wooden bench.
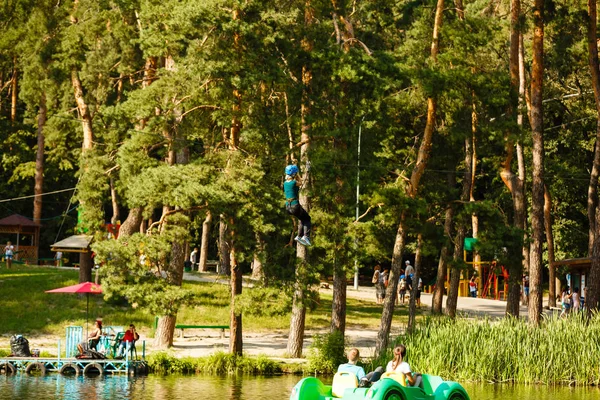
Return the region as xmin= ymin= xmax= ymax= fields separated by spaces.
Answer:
xmin=175 ymin=324 xmax=229 ymax=339
xmin=205 ymin=260 xmax=219 ymax=271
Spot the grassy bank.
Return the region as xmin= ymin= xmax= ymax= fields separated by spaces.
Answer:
xmin=146 ymin=351 xmax=303 ymax=375
xmin=0 ymin=264 xmax=414 ymax=337
xmin=388 ymin=314 xmax=600 ymax=385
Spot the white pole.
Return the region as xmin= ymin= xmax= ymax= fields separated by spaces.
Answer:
xmin=353 ymin=118 xmax=364 ymax=290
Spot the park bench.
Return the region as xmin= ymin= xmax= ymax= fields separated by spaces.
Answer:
xmin=175 ymin=324 xmax=229 ymax=339
xmin=204 ymin=260 xmax=219 ymax=272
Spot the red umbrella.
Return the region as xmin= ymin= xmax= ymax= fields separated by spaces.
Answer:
xmin=46 ymin=282 xmax=103 ymax=337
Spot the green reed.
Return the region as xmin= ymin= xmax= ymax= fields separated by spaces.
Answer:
xmin=394 ymin=313 xmax=600 ymax=385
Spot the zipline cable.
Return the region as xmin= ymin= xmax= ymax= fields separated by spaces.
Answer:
xmin=0 ymin=187 xmax=77 ymax=203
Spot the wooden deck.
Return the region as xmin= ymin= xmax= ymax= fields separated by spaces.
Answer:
xmin=0 ymin=356 xmax=148 ymax=376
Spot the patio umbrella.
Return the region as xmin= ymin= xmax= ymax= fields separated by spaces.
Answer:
xmin=46 ymin=282 xmax=103 ymax=337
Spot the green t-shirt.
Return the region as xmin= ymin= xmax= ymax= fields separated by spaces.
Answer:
xmin=284 ymin=180 xmax=299 ymax=206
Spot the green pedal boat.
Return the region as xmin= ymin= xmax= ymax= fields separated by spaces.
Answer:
xmin=289 ymin=371 xmax=470 ymax=400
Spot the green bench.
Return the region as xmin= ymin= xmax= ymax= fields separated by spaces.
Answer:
xmin=175 ymin=324 xmax=229 ymax=339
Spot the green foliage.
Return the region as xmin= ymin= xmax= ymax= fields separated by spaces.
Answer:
xmin=305 ymin=331 xmax=346 ymax=375
xmin=93 ymin=225 xmax=195 ymax=317
xmin=234 ymin=286 xmax=292 ymax=317
xmin=147 ymin=351 xmax=282 ymax=375
xmin=397 ymin=314 xmax=600 ymax=385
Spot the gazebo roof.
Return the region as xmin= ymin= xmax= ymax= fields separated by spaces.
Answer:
xmin=0 ymin=214 xmax=40 ymax=227
xmin=51 ymin=234 xmax=93 ymax=253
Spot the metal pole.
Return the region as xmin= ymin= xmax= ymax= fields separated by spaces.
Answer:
xmin=353 ymin=118 xmax=364 ymax=290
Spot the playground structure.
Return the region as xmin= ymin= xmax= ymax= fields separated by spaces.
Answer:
xmin=441 ymin=238 xmax=509 ymax=300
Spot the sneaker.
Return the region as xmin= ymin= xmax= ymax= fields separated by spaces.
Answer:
xmin=301 ymin=236 xmax=312 ymax=246
xmin=295 ymin=236 xmax=308 ymax=246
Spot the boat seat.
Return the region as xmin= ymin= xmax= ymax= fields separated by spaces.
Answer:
xmin=381 ymin=371 xmax=406 ymax=386
xmin=331 ymin=371 xmax=358 ymax=397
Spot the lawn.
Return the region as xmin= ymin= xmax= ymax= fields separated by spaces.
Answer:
xmin=0 ymin=264 xmax=413 ymax=337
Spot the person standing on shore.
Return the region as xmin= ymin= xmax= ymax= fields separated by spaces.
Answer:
xmin=190 ymin=247 xmax=199 ymax=271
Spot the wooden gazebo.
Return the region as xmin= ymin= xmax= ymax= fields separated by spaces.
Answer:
xmin=550 ymin=257 xmax=591 ymax=294
xmin=0 ymin=214 xmax=41 ymax=263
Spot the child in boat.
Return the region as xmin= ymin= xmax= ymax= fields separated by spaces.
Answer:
xmin=386 ymin=345 xmax=422 ymax=387
xmin=283 ymin=164 xmax=312 ymax=246
xmin=337 ymin=348 xmax=383 ymax=387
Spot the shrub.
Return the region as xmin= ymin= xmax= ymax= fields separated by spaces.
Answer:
xmin=305 ymin=331 xmax=346 ymax=374
xmin=147 ymin=351 xmax=281 ymax=375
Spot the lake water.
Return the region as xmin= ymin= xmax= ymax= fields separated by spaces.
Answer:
xmin=0 ymin=374 xmax=599 ymax=399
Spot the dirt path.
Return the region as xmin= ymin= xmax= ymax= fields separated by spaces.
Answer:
xmin=170 ymin=272 xmax=532 ymax=360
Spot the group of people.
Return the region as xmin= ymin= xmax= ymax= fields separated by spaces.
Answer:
xmin=559 ymin=286 xmax=586 ymax=317
xmin=337 ymin=345 xmax=422 ymax=388
xmin=77 ymin=319 xmax=140 ymax=359
xmin=372 ymin=261 xmax=423 ymax=306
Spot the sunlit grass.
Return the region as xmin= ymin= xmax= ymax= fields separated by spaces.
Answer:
xmin=0 ymin=264 xmax=415 ymax=337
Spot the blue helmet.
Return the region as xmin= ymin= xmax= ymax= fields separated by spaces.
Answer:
xmin=400 ymin=275 xmax=405 ymax=279
xmin=285 ymin=165 xmax=299 ymax=176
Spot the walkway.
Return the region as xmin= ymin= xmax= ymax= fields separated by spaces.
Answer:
xmin=178 ymin=272 xmax=535 ymax=359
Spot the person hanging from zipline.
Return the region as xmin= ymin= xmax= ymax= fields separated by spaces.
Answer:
xmin=284 ymin=164 xmax=312 ymax=246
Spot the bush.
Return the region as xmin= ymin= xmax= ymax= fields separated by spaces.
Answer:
xmin=147 ymin=351 xmax=281 ymax=375
xmin=305 ymin=331 xmax=346 ymax=374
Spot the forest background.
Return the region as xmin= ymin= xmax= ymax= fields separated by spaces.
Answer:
xmin=3 ymin=0 xmax=600 ymax=358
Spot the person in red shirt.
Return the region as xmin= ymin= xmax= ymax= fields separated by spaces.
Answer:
xmin=116 ymin=324 xmax=139 ymax=358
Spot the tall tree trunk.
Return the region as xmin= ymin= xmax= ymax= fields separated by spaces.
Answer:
xmin=71 ymin=68 xmax=93 ymax=150
xmin=471 ymin=95 xmax=481 ymax=279
xmin=446 ymin=137 xmax=473 ymax=318
xmin=72 ymin=65 xmax=95 ymax=284
xmin=518 ymin=31 xmax=531 ymax=283
xmin=33 ymin=93 xmax=46 ymax=225
xmin=544 ymin=185 xmax=556 ymax=307
xmin=219 ymin=215 xmax=231 ymax=275
xmin=227 ymin=8 xmax=244 ymax=355
xmin=10 ymin=57 xmax=17 ymax=123
xmin=501 ymin=0 xmax=525 ymax=317
xmin=251 ymin=236 xmax=264 ymax=280
xmin=528 ymin=0 xmax=545 ymax=325
xmin=199 ymin=211 xmax=212 ymax=272
xmin=154 ymin=315 xmax=176 ymax=348
xmin=331 ymin=254 xmax=347 ymax=335
xmin=586 ymin=0 xmax=600 ymax=313
xmin=109 ymin=177 xmax=119 ymax=225
xmin=155 ymin=76 xmax=189 ymax=348
xmin=407 ymin=234 xmax=423 ymax=332
xmin=287 ymin=0 xmax=314 ymax=358
xmin=375 ymin=0 xmax=443 ymax=356
xmin=229 ymin=218 xmax=243 ymax=355
xmin=79 ymin=251 xmax=93 ymax=283
xmin=446 ymin=225 xmax=466 ymax=318
xmin=432 ymin=176 xmax=455 ymax=314
xmin=120 ymin=207 xmax=143 ymax=237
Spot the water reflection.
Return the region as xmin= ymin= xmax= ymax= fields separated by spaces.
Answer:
xmin=0 ymin=374 xmax=599 ymax=399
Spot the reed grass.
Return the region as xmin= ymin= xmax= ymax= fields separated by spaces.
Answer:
xmin=391 ymin=313 xmax=600 ymax=385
